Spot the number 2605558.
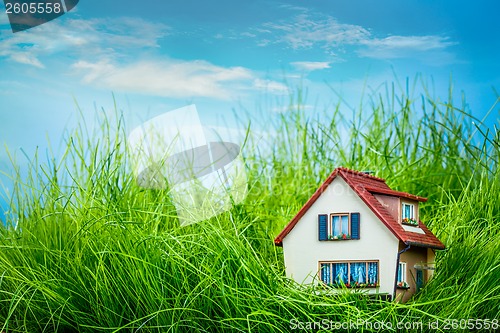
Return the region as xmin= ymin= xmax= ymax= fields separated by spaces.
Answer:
xmin=5 ymin=2 xmax=63 ymax=15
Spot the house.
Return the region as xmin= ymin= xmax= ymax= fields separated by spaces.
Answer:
xmin=274 ymin=167 xmax=445 ymax=302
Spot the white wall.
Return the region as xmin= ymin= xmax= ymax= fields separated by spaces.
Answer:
xmin=282 ymin=177 xmax=399 ymax=295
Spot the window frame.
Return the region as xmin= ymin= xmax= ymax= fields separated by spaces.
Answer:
xmin=401 ymin=201 xmax=418 ymax=226
xmin=401 ymin=202 xmax=414 ymax=220
xmin=328 ymin=213 xmax=350 ymax=239
xmin=396 ymin=262 xmax=409 ymax=289
xmin=397 ymin=262 xmax=407 ymax=283
xmin=318 ymin=260 xmax=379 ymax=288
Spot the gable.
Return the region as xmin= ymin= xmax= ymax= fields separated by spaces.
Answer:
xmin=282 ymin=176 xmax=397 ymax=245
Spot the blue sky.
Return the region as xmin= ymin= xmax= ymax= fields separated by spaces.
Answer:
xmin=1 ymin=0 xmax=499 ymax=222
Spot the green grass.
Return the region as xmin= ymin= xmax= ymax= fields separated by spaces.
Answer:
xmin=0 ymin=80 xmax=499 ymax=332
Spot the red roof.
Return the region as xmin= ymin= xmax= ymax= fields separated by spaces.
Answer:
xmin=274 ymin=167 xmax=445 ymax=250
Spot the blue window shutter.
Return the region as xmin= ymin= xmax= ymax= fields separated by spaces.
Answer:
xmin=318 ymin=214 xmax=328 ymax=241
xmin=351 ymin=213 xmax=360 ymax=239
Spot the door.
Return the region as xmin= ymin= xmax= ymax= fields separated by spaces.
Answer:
xmin=416 ymin=269 xmax=424 ymax=292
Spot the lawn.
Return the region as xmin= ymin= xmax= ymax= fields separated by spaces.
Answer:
xmin=1 ymin=82 xmax=499 ymax=332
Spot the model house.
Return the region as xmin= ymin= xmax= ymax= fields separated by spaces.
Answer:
xmin=274 ymin=167 xmax=445 ymax=302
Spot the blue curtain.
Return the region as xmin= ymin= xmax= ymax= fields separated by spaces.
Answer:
xmin=341 ymin=215 xmax=349 ymax=234
xmin=323 ymin=262 xmax=377 ymax=286
xmin=368 ymin=262 xmax=378 ymax=284
xmin=397 ymin=263 xmax=403 ymax=282
xmin=331 ymin=215 xmax=349 ymax=236
xmin=334 ymin=263 xmax=348 ymax=284
xmin=350 ymin=263 xmax=366 ymax=283
xmin=331 ymin=215 xmax=339 ymax=235
xmin=403 ymin=203 xmax=413 ymax=219
xmin=321 ymin=263 xmax=331 ymax=284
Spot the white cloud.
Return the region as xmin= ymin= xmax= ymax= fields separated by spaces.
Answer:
xmin=72 ymin=59 xmax=254 ymax=99
xmin=7 ymin=51 xmax=44 ymax=68
xmin=365 ymin=35 xmax=454 ymax=51
xmin=253 ymin=79 xmax=289 ymax=94
xmin=0 ymin=15 xmax=294 ymax=99
xmin=291 ymin=61 xmax=330 ymax=71
xmin=258 ymin=13 xmax=456 ymax=62
xmin=262 ymin=14 xmax=370 ymax=50
xmin=358 ymin=35 xmax=457 ymax=59
xmin=240 ymin=31 xmax=256 ymax=38
xmin=0 ymin=17 xmax=168 ymax=68
xmin=257 ymin=39 xmax=272 ymax=47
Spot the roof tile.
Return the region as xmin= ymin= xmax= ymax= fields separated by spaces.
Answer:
xmin=274 ymin=167 xmax=445 ymax=250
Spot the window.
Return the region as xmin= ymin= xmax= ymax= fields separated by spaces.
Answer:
xmin=401 ymin=202 xmax=418 ymax=225
xmin=330 ymin=213 xmax=349 ymax=237
xmin=397 ymin=262 xmax=406 ymax=282
xmin=402 ymin=203 xmax=414 ymax=219
xmin=318 ymin=213 xmax=360 ymax=240
xmin=319 ymin=261 xmax=378 ymax=287
xmin=397 ymin=262 xmax=408 ymax=288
